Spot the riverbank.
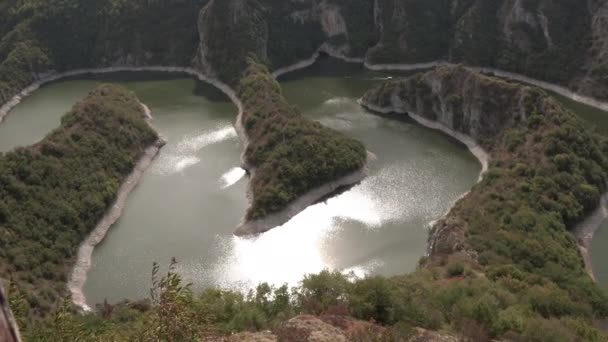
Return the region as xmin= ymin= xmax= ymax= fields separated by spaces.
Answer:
xmin=273 ymin=49 xmax=608 ymax=114
xmin=0 ymin=66 xmax=244 ymax=126
xmin=359 ymin=97 xmax=491 ymax=259
xmin=359 ymin=96 xmax=489 ymax=177
xmin=234 ymin=153 xmax=371 ymax=236
xmin=358 ymin=98 xmax=489 ymax=193
xmin=68 ymin=101 xmax=166 ymax=311
xmin=239 ymin=60 xmax=371 ymax=237
xmin=236 ymin=61 xmax=369 ymax=236
xmin=68 ymin=139 xmax=165 ymax=311
xmin=272 ymin=44 xmax=363 ymax=79
xmin=0 ymin=66 xmax=239 ymax=311
xmin=278 ymin=51 xmax=608 ymax=281
xmin=574 ymin=192 xmax=608 ymax=280
xmin=366 ymin=62 xmax=608 ymax=113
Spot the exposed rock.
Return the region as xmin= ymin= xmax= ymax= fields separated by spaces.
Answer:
xmin=408 ymin=328 xmax=461 ymax=342
xmin=228 ymin=331 xmax=277 ymax=342
xmin=275 ymin=315 xmax=347 ymax=342
xmin=241 ymin=315 xmax=461 ymax=342
xmin=0 ymin=280 xmax=21 ymax=342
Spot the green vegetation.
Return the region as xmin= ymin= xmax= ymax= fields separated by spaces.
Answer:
xmin=360 ymin=66 xmax=608 ymax=339
xmin=238 ymin=60 xmax=367 ymax=219
xmin=0 ymin=0 xmax=602 ymax=98
xmin=0 ymin=84 xmax=158 ymax=317
xmin=16 ymin=260 xmax=608 ymax=341
xmin=326 ymin=0 xmax=379 ymax=57
xmin=369 ymin=0 xmax=592 ymax=86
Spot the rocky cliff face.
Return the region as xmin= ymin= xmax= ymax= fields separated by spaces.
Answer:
xmin=360 ymin=66 xmax=608 ymax=286
xmin=371 ymin=0 xmax=593 ymax=85
xmin=361 ymin=66 xmax=536 ymax=142
xmin=195 ymin=0 xmax=268 ymax=84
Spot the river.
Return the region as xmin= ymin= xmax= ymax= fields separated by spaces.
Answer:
xmin=5 ymin=58 xmax=606 ymax=306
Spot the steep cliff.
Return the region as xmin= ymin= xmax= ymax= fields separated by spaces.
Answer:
xmin=195 ymin=0 xmax=377 ymax=82
xmin=579 ymin=0 xmax=608 ymax=100
xmin=0 ymin=280 xmax=20 ymax=342
xmin=195 ymin=0 xmax=269 ymax=84
xmin=370 ymin=0 xmax=593 ymax=87
xmin=0 ymin=85 xmax=159 ymax=317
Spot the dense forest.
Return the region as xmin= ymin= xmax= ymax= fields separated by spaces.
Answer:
xmin=0 ymin=84 xmax=158 ymax=317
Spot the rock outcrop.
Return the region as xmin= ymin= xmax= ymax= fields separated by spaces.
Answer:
xmin=0 ymin=280 xmax=21 ymax=342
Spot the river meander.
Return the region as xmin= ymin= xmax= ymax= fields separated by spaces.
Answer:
xmin=6 ymin=59 xmax=607 ymax=307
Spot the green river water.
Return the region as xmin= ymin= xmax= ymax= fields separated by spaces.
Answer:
xmin=1 ymin=59 xmax=605 ymax=307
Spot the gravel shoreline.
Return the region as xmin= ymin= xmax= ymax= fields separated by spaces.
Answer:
xmin=277 ymin=50 xmax=608 ymax=281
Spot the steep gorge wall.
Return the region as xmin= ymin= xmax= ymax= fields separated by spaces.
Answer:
xmin=1 ymin=0 xmax=606 ymax=101
xmin=194 ymin=0 xmax=608 ymax=100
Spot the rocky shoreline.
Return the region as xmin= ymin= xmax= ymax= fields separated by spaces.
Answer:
xmin=237 ymin=63 xmax=370 ymax=236
xmin=0 ymin=66 xmax=244 ymax=125
xmin=68 ymin=102 xmax=165 ymax=311
xmin=358 ymin=97 xmax=490 ymax=234
xmin=366 ymin=61 xmax=608 ymax=113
